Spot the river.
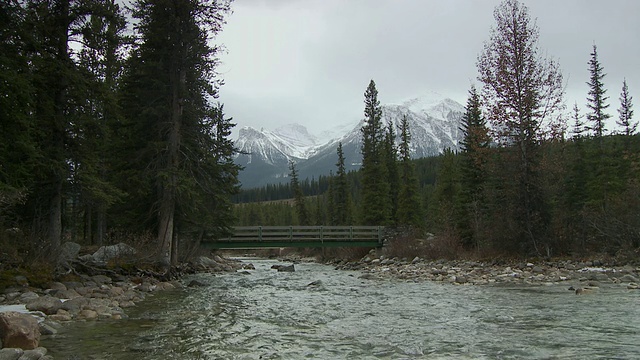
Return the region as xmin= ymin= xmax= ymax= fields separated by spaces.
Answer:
xmin=42 ymin=258 xmax=640 ymax=359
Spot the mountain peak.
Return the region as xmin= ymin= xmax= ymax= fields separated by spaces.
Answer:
xmin=234 ymin=95 xmax=466 ymax=188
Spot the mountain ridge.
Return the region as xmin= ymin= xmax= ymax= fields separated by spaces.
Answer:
xmin=234 ymin=94 xmax=466 ymax=188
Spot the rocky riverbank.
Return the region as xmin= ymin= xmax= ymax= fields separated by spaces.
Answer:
xmin=0 ymin=243 xmax=243 ymax=359
xmin=332 ymin=253 xmax=640 ymax=291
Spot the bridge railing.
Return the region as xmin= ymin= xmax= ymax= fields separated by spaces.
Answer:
xmin=202 ymin=226 xmax=383 ymax=249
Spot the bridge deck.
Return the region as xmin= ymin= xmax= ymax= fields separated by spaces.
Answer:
xmin=202 ymin=226 xmax=383 ymax=249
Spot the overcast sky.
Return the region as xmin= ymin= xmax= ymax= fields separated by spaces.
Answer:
xmin=215 ymin=0 xmax=639 ymax=138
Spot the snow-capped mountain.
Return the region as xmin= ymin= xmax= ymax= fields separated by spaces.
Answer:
xmin=235 ymin=94 xmax=465 ymax=188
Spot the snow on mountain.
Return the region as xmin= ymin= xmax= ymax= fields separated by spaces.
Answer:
xmin=234 ymin=94 xmax=465 ymax=188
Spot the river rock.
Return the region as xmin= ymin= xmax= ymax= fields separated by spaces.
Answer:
xmin=274 ymin=264 xmax=295 ymax=272
xmin=16 ymin=346 xmax=47 ymax=360
xmin=241 ymin=263 xmax=255 ymax=270
xmin=531 ymin=266 xmax=545 ymax=274
xmin=46 ymin=282 xmax=67 ymax=292
xmin=17 ymin=293 xmax=38 ymax=304
xmin=25 ymin=296 xmax=62 ymax=316
xmin=618 ymin=274 xmax=640 ymax=283
xmin=53 ymin=289 xmax=81 ymax=300
xmin=0 ymin=312 xmax=40 ymax=350
xmin=455 ymin=276 xmax=468 ymax=284
xmin=60 ymin=297 xmax=89 ymax=314
xmin=0 ymin=348 xmax=24 ymax=360
xmin=77 ymin=309 xmax=98 ymax=320
xmin=91 ymin=275 xmax=112 ymax=285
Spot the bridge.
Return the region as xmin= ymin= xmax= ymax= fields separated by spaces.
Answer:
xmin=201 ymin=226 xmax=384 ymax=249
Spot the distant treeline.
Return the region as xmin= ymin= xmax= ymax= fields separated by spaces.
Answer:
xmin=234 ymin=134 xmax=640 ymax=258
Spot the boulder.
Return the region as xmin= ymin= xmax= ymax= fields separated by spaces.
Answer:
xmin=191 ymin=256 xmax=221 ymax=270
xmin=25 ymin=296 xmax=62 ymax=315
xmin=92 ymin=243 xmax=136 ymax=262
xmin=0 ymin=312 xmax=40 ymax=350
xmin=60 ymin=297 xmax=89 ymax=314
xmin=58 ymin=242 xmax=81 ymax=262
xmin=277 ymin=264 xmax=295 ymax=272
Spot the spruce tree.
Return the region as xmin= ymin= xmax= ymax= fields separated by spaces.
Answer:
xmin=359 ymin=80 xmax=390 ymax=225
xmin=617 ymin=79 xmax=636 ymax=137
xmin=0 ymin=1 xmax=36 ymax=220
xmin=457 ymin=86 xmax=489 ymax=247
xmin=586 ymin=44 xmax=610 ymax=139
xmin=74 ymin=0 xmax=127 ymax=245
xmin=571 ymin=103 xmax=587 ymax=140
xmin=289 ymin=161 xmax=309 ymax=225
xmin=396 ymin=115 xmax=423 ymax=228
xmin=383 ymin=120 xmax=399 ymax=224
xmin=333 ymin=142 xmax=352 ymax=225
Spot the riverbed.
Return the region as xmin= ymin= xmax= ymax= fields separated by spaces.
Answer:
xmin=42 ymin=258 xmax=640 ymax=359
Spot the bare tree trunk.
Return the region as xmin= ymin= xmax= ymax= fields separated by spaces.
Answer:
xmin=85 ymin=203 xmax=92 ymax=245
xmin=171 ymin=229 xmax=179 ymax=265
xmin=49 ymin=184 xmax=62 ymax=249
xmin=157 ymin=62 xmax=185 ymax=267
xmin=157 ymin=195 xmax=174 ymax=268
xmin=96 ymin=206 xmax=105 ymax=246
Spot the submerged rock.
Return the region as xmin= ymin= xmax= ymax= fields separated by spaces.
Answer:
xmin=271 ymin=264 xmax=295 ymax=272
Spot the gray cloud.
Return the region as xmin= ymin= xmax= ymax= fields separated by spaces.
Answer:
xmin=217 ymin=0 xmax=640 ymax=136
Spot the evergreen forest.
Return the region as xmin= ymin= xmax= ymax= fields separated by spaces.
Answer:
xmin=1 ymin=0 xmax=638 ymax=274
xmin=0 ymin=0 xmax=239 ymax=269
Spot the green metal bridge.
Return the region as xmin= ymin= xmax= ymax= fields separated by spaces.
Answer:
xmin=201 ymin=226 xmax=384 ymax=249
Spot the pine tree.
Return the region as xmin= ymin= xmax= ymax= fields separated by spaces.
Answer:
xmin=359 ymin=80 xmax=390 ymax=225
xmin=571 ymin=103 xmax=587 ymax=140
xmin=617 ymin=79 xmax=636 ymax=137
xmin=0 ymin=1 xmax=36 ymax=220
xmin=21 ymin=0 xmax=96 ymax=248
xmin=457 ymin=86 xmax=489 ymax=247
xmin=73 ymin=0 xmax=127 ymax=245
xmin=586 ymin=44 xmax=611 ymax=139
xmin=383 ymin=120 xmax=399 ymax=224
xmin=477 ymin=0 xmax=563 ymax=255
xmin=289 ymin=161 xmax=310 ymax=225
xmin=333 ymin=143 xmax=352 ymax=225
xmin=429 ymin=148 xmax=460 ymax=232
xmin=396 ymin=115 xmax=423 ymax=228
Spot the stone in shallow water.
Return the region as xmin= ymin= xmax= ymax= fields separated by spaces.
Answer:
xmin=0 ymin=311 xmax=40 ymax=350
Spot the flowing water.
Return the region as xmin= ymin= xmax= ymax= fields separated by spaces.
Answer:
xmin=42 ymin=259 xmax=640 ymax=359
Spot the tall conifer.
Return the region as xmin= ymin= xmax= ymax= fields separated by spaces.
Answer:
xmin=359 ymin=80 xmax=390 ymax=225
xmin=617 ymin=79 xmax=636 ymax=137
xmin=586 ymin=45 xmax=610 ymax=139
xmin=396 ymin=116 xmax=423 ymax=227
xmin=457 ymin=86 xmax=489 ymax=247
